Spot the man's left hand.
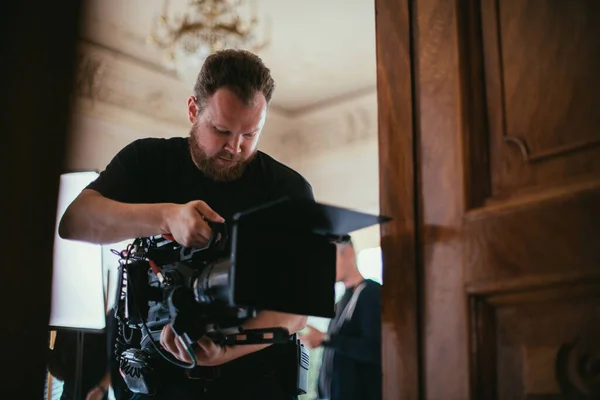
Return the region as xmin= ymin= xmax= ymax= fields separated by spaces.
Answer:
xmin=298 ymin=325 xmax=325 ymax=349
xmin=160 ymin=324 xmax=229 ymax=366
xmin=85 ymin=385 xmax=107 ymax=400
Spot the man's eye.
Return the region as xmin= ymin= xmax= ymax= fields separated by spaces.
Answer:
xmin=243 ymin=133 xmax=255 ymax=138
xmin=214 ymin=127 xmax=228 ymax=134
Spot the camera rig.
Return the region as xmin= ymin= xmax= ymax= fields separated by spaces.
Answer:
xmin=111 ymin=197 xmax=390 ymax=395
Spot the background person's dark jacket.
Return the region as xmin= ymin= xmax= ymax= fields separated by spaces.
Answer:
xmin=318 ymin=279 xmax=382 ymax=400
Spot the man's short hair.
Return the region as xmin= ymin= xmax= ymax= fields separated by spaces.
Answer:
xmin=193 ymin=49 xmax=275 ymax=111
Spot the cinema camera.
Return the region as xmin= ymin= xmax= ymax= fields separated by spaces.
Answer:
xmin=111 ymin=197 xmax=389 ymax=395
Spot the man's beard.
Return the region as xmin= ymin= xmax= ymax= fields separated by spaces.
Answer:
xmin=189 ymin=129 xmax=256 ymax=182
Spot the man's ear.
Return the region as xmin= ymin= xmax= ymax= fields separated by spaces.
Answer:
xmin=343 ymin=244 xmax=356 ymax=261
xmin=187 ymin=96 xmax=198 ymax=124
xmin=340 ymin=244 xmax=351 ymax=259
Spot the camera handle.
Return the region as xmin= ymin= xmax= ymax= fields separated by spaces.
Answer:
xmin=175 ymin=221 xmax=229 ymax=263
xmin=218 ymin=327 xmax=291 ymax=346
xmin=205 ymin=221 xmax=228 ymax=251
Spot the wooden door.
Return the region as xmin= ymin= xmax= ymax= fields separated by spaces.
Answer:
xmin=377 ymin=0 xmax=600 ymax=399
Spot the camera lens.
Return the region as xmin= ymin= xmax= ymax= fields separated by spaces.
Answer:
xmin=193 ymin=258 xmax=233 ymax=305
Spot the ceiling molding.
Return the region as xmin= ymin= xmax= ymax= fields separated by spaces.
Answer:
xmin=262 ymin=98 xmax=378 ymax=164
xmin=79 ymin=36 xmax=178 ymax=78
xmin=78 ymin=37 xmax=377 ymax=118
xmin=72 ymin=97 xmax=187 ymax=139
xmin=273 ymin=85 xmax=377 ymax=118
xmin=74 ymin=40 xmax=191 ymax=131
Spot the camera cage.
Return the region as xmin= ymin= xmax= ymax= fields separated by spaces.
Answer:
xmin=112 ymin=196 xmax=390 ymax=394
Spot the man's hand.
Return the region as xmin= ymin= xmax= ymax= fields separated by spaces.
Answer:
xmin=163 ymin=200 xmax=224 ymax=248
xmin=85 ymin=385 xmax=107 ymax=400
xmin=160 ymin=324 xmax=229 ymax=366
xmin=298 ymin=325 xmax=325 ymax=349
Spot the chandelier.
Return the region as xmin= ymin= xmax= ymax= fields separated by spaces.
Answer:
xmin=148 ymin=0 xmax=270 ymax=82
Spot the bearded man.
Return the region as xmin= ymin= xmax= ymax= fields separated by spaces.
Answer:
xmin=59 ymin=49 xmax=314 ymax=400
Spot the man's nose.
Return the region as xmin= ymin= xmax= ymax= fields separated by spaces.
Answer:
xmin=225 ymin=134 xmax=242 ymax=154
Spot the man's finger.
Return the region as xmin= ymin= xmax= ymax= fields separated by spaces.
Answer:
xmin=195 ymin=222 xmax=212 ymax=242
xmin=194 ymin=201 xmax=225 ymax=223
xmin=195 ymin=337 xmax=213 ymax=353
xmin=187 ymin=229 xmax=210 ymax=248
xmin=159 ymin=325 xmax=167 ymax=348
xmin=160 ymin=325 xmax=179 ymax=356
xmin=174 ymin=335 xmax=192 ymax=363
xmin=162 ymin=233 xmax=175 ymax=241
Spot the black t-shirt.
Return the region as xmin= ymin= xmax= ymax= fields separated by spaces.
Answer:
xmin=85 ymin=137 xmax=314 ymax=397
xmin=86 ymin=137 xmax=314 ymax=221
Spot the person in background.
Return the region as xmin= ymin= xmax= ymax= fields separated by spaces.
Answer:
xmin=48 ymin=312 xmax=127 ymax=400
xmin=299 ymin=236 xmax=382 ymax=400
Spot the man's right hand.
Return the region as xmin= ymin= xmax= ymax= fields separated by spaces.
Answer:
xmin=163 ymin=200 xmax=225 ymax=248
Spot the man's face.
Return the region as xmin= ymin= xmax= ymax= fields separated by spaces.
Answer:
xmin=335 ymin=242 xmax=358 ymax=282
xmin=335 ymin=243 xmax=348 ymax=282
xmin=187 ymin=88 xmax=267 ymax=182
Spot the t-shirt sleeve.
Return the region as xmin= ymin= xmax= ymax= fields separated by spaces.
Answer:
xmin=288 ymin=179 xmax=315 ymax=201
xmin=85 ymin=139 xmax=152 ymax=203
xmin=274 ymin=173 xmax=315 ymax=202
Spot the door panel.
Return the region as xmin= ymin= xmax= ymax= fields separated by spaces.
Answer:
xmin=465 ymin=183 xmax=600 ymax=282
xmin=413 ymin=0 xmax=600 ymax=399
xmin=377 ymin=0 xmax=600 ymax=399
xmin=470 ymin=275 xmax=600 ymax=400
xmin=481 ymin=0 xmax=600 ymax=198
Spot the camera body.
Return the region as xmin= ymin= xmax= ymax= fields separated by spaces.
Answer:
xmin=113 ymin=228 xmax=294 ymax=394
xmin=111 ymin=197 xmax=389 ymax=396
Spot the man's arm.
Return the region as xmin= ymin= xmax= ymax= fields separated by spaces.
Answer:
xmin=59 ymin=189 xmax=170 ymax=244
xmin=58 ymin=189 xmax=223 ymax=247
xmin=85 ymin=371 xmax=110 ymax=400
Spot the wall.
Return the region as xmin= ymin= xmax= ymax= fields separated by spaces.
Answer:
xmin=260 ymin=91 xmax=381 ymax=251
